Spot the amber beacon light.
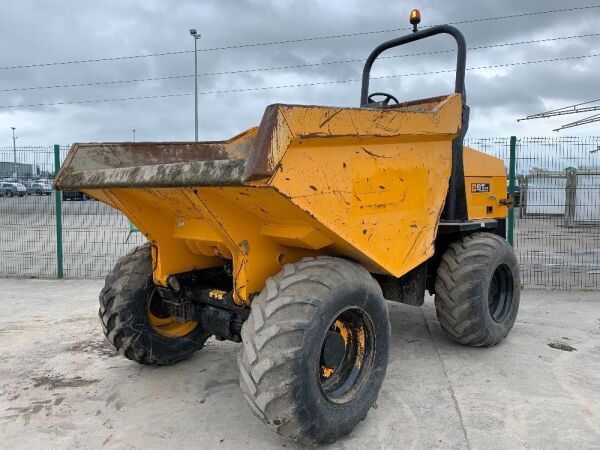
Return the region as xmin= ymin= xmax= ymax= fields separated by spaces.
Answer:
xmin=410 ymin=9 xmax=421 ymax=32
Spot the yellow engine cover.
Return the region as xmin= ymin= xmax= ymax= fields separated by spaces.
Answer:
xmin=463 ymin=147 xmax=508 ymax=220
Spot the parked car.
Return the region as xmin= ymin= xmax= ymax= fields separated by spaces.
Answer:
xmin=11 ymin=182 xmax=26 ymax=197
xmin=0 ymin=182 xmax=17 ymax=197
xmin=62 ymin=190 xmax=90 ymax=201
xmin=1 ymin=182 xmax=25 ymax=197
xmin=26 ymin=182 xmax=53 ymax=196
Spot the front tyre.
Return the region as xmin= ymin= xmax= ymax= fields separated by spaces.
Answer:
xmin=238 ymin=257 xmax=390 ymax=446
xmin=99 ymin=244 xmax=210 ymax=365
xmin=434 ymin=232 xmax=520 ymax=346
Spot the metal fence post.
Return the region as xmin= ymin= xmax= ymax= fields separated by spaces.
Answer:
xmin=54 ymin=144 xmax=64 ymax=278
xmin=508 ymin=136 xmax=517 ymax=246
xmin=564 ymin=168 xmax=577 ymax=228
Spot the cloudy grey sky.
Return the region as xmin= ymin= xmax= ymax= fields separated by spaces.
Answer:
xmin=1 ymin=0 xmax=599 ymax=146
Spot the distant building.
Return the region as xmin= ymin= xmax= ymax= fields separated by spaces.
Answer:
xmin=0 ymin=161 xmax=33 ymax=178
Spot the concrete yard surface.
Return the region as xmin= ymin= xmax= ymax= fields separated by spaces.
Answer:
xmin=1 ymin=279 xmax=599 ymax=449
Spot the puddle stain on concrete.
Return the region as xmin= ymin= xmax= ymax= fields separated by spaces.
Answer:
xmin=32 ymin=375 xmax=100 ymax=390
xmin=64 ymin=339 xmax=118 ymax=358
xmin=548 ymin=341 xmax=577 ymax=352
xmin=1 ymin=395 xmax=66 ymax=425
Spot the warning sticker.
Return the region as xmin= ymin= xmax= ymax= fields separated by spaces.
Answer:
xmin=471 ymin=183 xmax=490 ymax=193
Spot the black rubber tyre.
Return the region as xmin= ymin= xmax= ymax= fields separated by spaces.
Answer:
xmin=434 ymin=232 xmax=520 ymax=347
xmin=238 ymin=256 xmax=390 ymax=446
xmin=99 ymin=244 xmax=210 ymax=365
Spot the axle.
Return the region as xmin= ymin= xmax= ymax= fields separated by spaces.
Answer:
xmin=155 ymin=270 xmax=249 ymax=342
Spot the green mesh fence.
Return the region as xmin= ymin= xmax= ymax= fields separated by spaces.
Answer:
xmin=0 ymin=145 xmax=146 ymax=278
xmin=0 ymin=139 xmax=599 ymax=289
xmin=466 ymin=137 xmax=600 ymax=290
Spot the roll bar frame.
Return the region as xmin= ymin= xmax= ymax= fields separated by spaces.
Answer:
xmin=360 ymin=24 xmax=470 ymax=221
xmin=360 ymin=24 xmax=467 ymax=106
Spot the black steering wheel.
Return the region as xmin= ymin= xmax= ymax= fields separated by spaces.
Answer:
xmin=367 ymin=92 xmax=400 ymax=106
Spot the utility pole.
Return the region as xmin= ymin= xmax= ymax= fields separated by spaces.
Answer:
xmin=132 ymin=129 xmax=136 ymax=142
xmin=11 ymin=127 xmax=17 ymax=178
xmin=189 ymin=29 xmax=201 ymax=141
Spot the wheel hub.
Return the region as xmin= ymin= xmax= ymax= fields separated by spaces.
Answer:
xmin=488 ymin=263 xmax=514 ymax=323
xmin=147 ymin=289 xmax=198 ymax=338
xmin=322 ymin=331 xmax=346 ymax=369
xmin=319 ymin=309 xmax=374 ymax=404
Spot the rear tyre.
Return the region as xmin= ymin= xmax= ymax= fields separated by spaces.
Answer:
xmin=434 ymin=232 xmax=520 ymax=346
xmin=99 ymin=244 xmax=210 ymax=365
xmin=238 ymin=257 xmax=390 ymax=446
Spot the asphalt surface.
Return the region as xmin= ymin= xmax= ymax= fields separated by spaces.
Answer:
xmin=1 ymin=279 xmax=599 ymax=449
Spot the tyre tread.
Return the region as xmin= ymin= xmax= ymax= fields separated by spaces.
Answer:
xmin=99 ymin=243 xmax=208 ymax=365
xmin=434 ymin=232 xmax=519 ymax=347
xmin=238 ymin=256 xmax=386 ymax=445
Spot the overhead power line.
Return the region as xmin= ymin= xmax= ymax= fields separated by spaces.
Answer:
xmin=2 ymin=32 xmax=598 ymax=93
xmin=1 ymin=52 xmax=598 ymax=110
xmin=0 ymin=5 xmax=598 ymax=71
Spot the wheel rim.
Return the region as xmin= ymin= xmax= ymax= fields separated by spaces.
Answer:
xmin=488 ymin=263 xmax=514 ymax=323
xmin=147 ymin=289 xmax=198 ymax=338
xmin=318 ymin=307 xmax=375 ymax=404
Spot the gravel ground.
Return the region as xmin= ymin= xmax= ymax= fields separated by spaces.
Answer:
xmin=1 ymin=279 xmax=599 ymax=449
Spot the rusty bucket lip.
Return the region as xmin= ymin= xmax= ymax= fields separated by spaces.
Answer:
xmin=54 ymin=158 xmax=247 ymax=190
xmin=53 ymin=132 xmax=259 ymax=190
xmin=55 ymin=97 xmax=461 ymax=189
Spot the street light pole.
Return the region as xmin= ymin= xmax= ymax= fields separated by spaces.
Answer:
xmin=189 ymin=29 xmax=201 ymax=142
xmin=11 ymin=127 xmax=17 ymax=178
xmin=132 ymin=129 xmax=136 ymax=142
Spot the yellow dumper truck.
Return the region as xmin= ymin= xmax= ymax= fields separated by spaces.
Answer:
xmin=55 ymin=12 xmax=519 ymax=446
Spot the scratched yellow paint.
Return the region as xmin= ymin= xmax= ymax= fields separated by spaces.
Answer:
xmin=78 ymin=94 xmax=508 ymax=305
xmin=463 ymin=147 xmax=508 ymax=219
xmin=260 ymin=94 xmax=462 ymax=174
xmin=350 ymin=158 xmax=426 ymax=215
xmin=271 ymin=140 xmax=453 ymax=277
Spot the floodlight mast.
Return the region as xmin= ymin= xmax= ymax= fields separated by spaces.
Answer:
xmin=189 ymin=29 xmax=201 ymax=141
